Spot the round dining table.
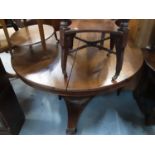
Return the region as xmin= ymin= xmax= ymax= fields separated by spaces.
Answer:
xmin=11 ymin=27 xmax=143 ymax=134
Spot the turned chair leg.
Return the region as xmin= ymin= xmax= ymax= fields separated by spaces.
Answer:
xmin=54 ymin=31 xmax=59 ymax=43
xmin=61 ymin=48 xmax=68 ymax=78
xmin=107 ymin=34 xmax=115 ymax=57
xmin=112 ymin=47 xmax=124 ymax=81
xmin=100 ymin=32 xmax=105 ymax=47
xmin=112 ymin=34 xmax=125 ymax=81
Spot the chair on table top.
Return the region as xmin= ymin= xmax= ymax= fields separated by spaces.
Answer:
xmin=0 ymin=19 xmax=19 ymax=53
xmin=10 ymin=19 xmax=56 ymax=52
xmin=59 ymin=19 xmax=129 ymax=81
xmin=100 ymin=19 xmax=129 ymax=53
xmin=22 ymin=19 xmax=61 ymax=43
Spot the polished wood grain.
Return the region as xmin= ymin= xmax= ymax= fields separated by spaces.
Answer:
xmin=12 ymin=32 xmax=143 ymax=96
xmin=37 ymin=20 xmax=47 ymax=51
xmin=21 ymin=19 xmax=61 ymax=42
xmin=0 ymin=20 xmax=14 ymax=53
xmin=0 ymin=20 xmax=12 ymax=51
xmin=10 ymin=25 xmax=54 ymax=47
xmin=70 ymin=19 xmax=118 ymax=32
xmin=67 ymin=33 xmax=143 ymax=95
xmin=60 ymin=19 xmax=128 ymax=82
xmin=12 ymin=32 xmax=143 ymax=134
xmin=0 ymin=21 xmax=17 ymax=76
xmin=12 ymin=36 xmax=75 ymax=95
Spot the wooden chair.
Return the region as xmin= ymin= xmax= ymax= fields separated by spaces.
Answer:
xmin=0 ymin=19 xmax=13 ymax=53
xmin=22 ymin=19 xmax=61 ymax=42
xmin=60 ymin=19 xmax=129 ymax=81
xmin=0 ymin=20 xmax=19 ymax=31
xmin=10 ymin=19 xmax=55 ymax=52
xmin=101 ymin=19 xmax=129 ymax=55
xmin=23 ymin=19 xmax=49 ymax=51
xmin=0 ymin=19 xmax=19 ymax=77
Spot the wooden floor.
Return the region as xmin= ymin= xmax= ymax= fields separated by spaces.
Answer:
xmin=11 ymin=32 xmax=143 ymax=96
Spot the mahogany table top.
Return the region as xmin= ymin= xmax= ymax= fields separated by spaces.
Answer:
xmin=70 ymin=20 xmax=118 ymax=32
xmin=12 ymin=33 xmax=143 ymax=96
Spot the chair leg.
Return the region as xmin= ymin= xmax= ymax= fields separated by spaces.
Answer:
xmin=61 ymin=48 xmax=68 ymax=78
xmin=0 ymin=20 xmax=12 ymax=52
xmin=112 ymin=46 xmax=124 ymax=81
xmin=110 ymin=34 xmax=115 ymax=50
xmin=37 ymin=20 xmax=47 ymax=51
xmin=68 ymin=33 xmax=76 ymax=50
xmin=9 ymin=20 xmax=19 ymax=31
xmin=112 ymin=22 xmax=128 ymax=81
xmin=54 ymin=31 xmax=59 ymax=43
xmin=107 ymin=34 xmax=115 ymax=56
xmin=100 ymin=32 xmax=105 ymax=47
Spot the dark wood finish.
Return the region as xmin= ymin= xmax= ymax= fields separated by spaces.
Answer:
xmin=11 ymin=37 xmax=71 ymax=95
xmin=134 ymin=51 xmax=155 ymax=125
xmin=38 ymin=19 xmax=60 ymax=42
xmin=0 ymin=19 xmax=12 ymax=53
xmin=0 ymin=19 xmax=19 ymax=53
xmin=21 ymin=19 xmax=61 ymax=42
xmin=12 ymin=32 xmax=143 ymax=134
xmin=0 ymin=20 xmax=18 ymax=31
xmin=0 ymin=19 xmax=18 ymax=77
xmin=37 ymin=20 xmax=47 ymax=51
xmin=0 ymin=58 xmax=25 ymax=134
xmin=60 ymin=19 xmax=129 ymax=81
xmin=64 ymin=96 xmax=93 ymax=134
xmin=10 ymin=25 xmax=54 ymax=47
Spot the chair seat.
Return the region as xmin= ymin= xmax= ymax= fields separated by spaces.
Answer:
xmin=60 ymin=19 xmax=129 ymax=81
xmin=70 ymin=19 xmax=118 ymax=32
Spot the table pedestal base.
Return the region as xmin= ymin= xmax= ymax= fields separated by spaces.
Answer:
xmin=62 ymin=96 xmax=93 ymax=134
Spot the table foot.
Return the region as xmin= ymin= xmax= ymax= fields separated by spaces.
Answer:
xmin=63 ymin=96 xmax=93 ymax=135
xmin=66 ymin=128 xmax=77 ymax=135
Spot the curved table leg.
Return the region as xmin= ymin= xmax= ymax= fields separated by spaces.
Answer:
xmin=63 ymin=96 xmax=93 ymax=134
